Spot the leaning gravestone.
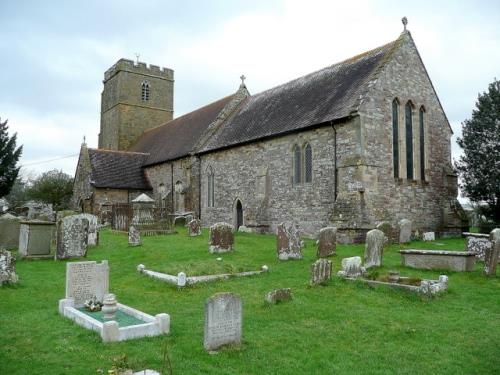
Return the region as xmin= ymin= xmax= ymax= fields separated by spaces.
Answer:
xmin=56 ymin=215 xmax=89 ymax=260
xmin=0 ymin=249 xmax=18 ymax=284
xmin=310 ymin=258 xmax=333 ymax=285
xmin=204 ymin=292 xmax=242 ymax=351
xmin=65 ymin=260 xmax=109 ymax=306
xmin=276 ymin=222 xmax=302 ymax=260
xmin=0 ymin=213 xmax=21 ymax=250
xmin=316 ymin=226 xmax=336 ymax=258
xmin=188 ymin=219 xmax=202 ymax=237
xmin=209 ymin=222 xmax=234 ymax=253
xmin=79 ymin=213 xmax=99 ymax=246
xmin=398 ymin=219 xmax=412 ymax=244
xmin=128 ymin=226 xmax=141 ymax=246
xmin=483 ymin=229 xmax=500 ymax=276
xmin=364 ymin=229 xmax=387 ymax=268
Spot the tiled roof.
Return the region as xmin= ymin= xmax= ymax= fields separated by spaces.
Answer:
xmin=199 ymin=37 xmax=401 ymax=153
xmin=130 ymin=95 xmax=236 ymax=166
xmin=88 ymin=149 xmax=151 ymax=190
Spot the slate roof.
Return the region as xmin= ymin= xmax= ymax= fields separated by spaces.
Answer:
xmin=199 ymin=36 xmax=401 ymax=153
xmin=130 ymin=95 xmax=236 ymax=166
xmin=88 ymin=149 xmax=152 ymax=190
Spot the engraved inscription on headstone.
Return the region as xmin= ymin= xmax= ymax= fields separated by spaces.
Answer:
xmin=204 ymin=293 xmax=242 ymax=351
xmin=65 ymin=260 xmax=109 ymax=306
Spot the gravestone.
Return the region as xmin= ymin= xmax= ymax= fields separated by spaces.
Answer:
xmin=364 ymin=229 xmax=387 ymax=268
xmin=265 ymin=288 xmax=293 ymax=304
xmin=337 ymin=256 xmax=365 ymax=278
xmin=56 ymin=215 xmax=89 ymax=260
xmin=310 ymin=258 xmax=333 ymax=285
xmin=209 ymin=222 xmax=234 ymax=253
xmin=276 ymin=222 xmax=302 ymax=260
xmin=398 ymin=219 xmax=412 ymax=244
xmin=0 ymin=213 xmax=21 ymax=250
xmin=238 ymin=225 xmax=252 ymax=233
xmin=316 ymin=226 xmax=336 ymax=258
xmin=464 ymin=233 xmax=491 ymax=260
xmin=188 ymin=219 xmax=202 ymax=237
xmin=483 ymin=230 xmax=500 ymax=276
xmin=204 ymin=292 xmax=242 ymax=351
xmin=423 ymin=232 xmax=435 ymax=241
xmin=0 ymin=249 xmax=18 ymax=284
xmin=128 ymin=226 xmax=141 ymax=246
xmin=376 ymin=221 xmax=398 ymax=244
xmin=18 ymin=221 xmax=55 ymax=257
xmin=79 ymin=213 xmax=99 ymax=246
xmin=65 ymin=260 xmax=109 ymax=307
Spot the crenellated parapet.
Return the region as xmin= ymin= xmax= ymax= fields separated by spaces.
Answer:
xmin=104 ymin=58 xmax=174 ymax=82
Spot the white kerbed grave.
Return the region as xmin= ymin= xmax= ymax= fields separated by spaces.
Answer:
xmin=137 ymin=264 xmax=269 ymax=287
xmin=59 ymin=260 xmax=170 ymax=342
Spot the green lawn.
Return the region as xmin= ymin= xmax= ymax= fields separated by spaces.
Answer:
xmin=1 ymin=228 xmax=499 ymax=374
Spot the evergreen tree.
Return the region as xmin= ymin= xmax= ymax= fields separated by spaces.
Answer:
xmin=0 ymin=118 xmax=23 ymax=198
xmin=27 ymin=169 xmax=73 ymax=210
xmin=456 ymin=79 xmax=500 ymax=222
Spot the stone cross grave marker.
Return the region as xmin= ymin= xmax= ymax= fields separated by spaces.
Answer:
xmin=56 ymin=215 xmax=89 ymax=260
xmin=65 ymin=260 xmax=109 ymax=307
xmin=209 ymin=222 xmax=234 ymax=253
xmin=310 ymin=258 xmax=333 ymax=285
xmin=188 ymin=219 xmax=202 ymax=237
xmin=276 ymin=222 xmax=302 ymax=260
xmin=398 ymin=219 xmax=412 ymax=244
xmin=204 ymin=292 xmax=242 ymax=351
xmin=316 ymin=226 xmax=336 ymax=258
xmin=364 ymin=229 xmax=387 ymax=268
xmin=128 ymin=226 xmax=141 ymax=246
xmin=0 ymin=249 xmax=18 ymax=284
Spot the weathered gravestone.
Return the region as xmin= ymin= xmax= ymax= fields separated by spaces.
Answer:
xmin=398 ymin=219 xmax=412 ymax=244
xmin=204 ymin=292 xmax=242 ymax=351
xmin=0 ymin=249 xmax=18 ymax=284
xmin=376 ymin=221 xmax=398 ymax=244
xmin=0 ymin=213 xmax=21 ymax=250
xmin=128 ymin=226 xmax=141 ymax=246
xmin=265 ymin=288 xmax=293 ymax=304
xmin=188 ymin=219 xmax=202 ymax=237
xmin=276 ymin=222 xmax=302 ymax=260
xmin=310 ymin=258 xmax=333 ymax=285
xmin=316 ymin=226 xmax=336 ymax=258
xmin=423 ymin=232 xmax=435 ymax=241
xmin=464 ymin=232 xmax=491 ymax=260
xmin=65 ymin=260 xmax=109 ymax=306
xmin=364 ymin=229 xmax=387 ymax=268
xmin=56 ymin=215 xmax=89 ymax=260
xmin=337 ymin=256 xmax=365 ymax=278
xmin=79 ymin=213 xmax=99 ymax=246
xmin=483 ymin=229 xmax=500 ymax=276
xmin=209 ymin=222 xmax=234 ymax=253
xmin=18 ymin=221 xmax=55 ymax=257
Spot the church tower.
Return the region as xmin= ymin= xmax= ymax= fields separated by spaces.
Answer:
xmin=98 ymin=58 xmax=174 ymax=150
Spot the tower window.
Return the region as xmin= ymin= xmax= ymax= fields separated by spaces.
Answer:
xmin=304 ymin=143 xmax=312 ymax=183
xmin=141 ymin=81 xmax=150 ymax=101
xmin=392 ymin=99 xmax=399 ymax=178
xmin=405 ymin=101 xmax=414 ymax=180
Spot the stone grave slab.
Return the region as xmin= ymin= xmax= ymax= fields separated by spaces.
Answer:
xmin=129 ymin=226 xmax=141 ymax=246
xmin=364 ymin=229 xmax=387 ymax=268
xmin=376 ymin=221 xmax=398 ymax=244
xmin=18 ymin=221 xmax=55 ymax=258
xmin=204 ymin=292 xmax=242 ymax=351
xmin=398 ymin=219 xmax=412 ymax=244
xmin=0 ymin=213 xmax=21 ymax=250
xmin=310 ymin=258 xmax=333 ymax=285
xmin=209 ymin=222 xmax=234 ymax=253
xmin=0 ymin=249 xmax=18 ymax=284
xmin=276 ymin=222 xmax=302 ymax=260
xmin=188 ymin=219 xmax=202 ymax=237
xmin=316 ymin=226 xmax=336 ymax=258
xmin=79 ymin=213 xmax=99 ymax=246
xmin=65 ymin=260 xmax=109 ymax=306
xmin=423 ymin=232 xmax=435 ymax=241
xmin=265 ymin=288 xmax=293 ymax=304
xmin=337 ymin=256 xmax=365 ymax=278
xmin=56 ymin=215 xmax=89 ymax=259
xmin=484 ymin=231 xmax=500 ymax=276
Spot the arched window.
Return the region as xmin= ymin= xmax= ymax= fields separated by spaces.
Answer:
xmin=419 ymin=106 xmax=425 ymax=181
xmin=392 ymin=99 xmax=399 ymax=178
xmin=405 ymin=101 xmax=414 ymax=180
xmin=207 ymin=167 xmax=214 ymax=207
xmin=293 ymin=144 xmax=302 ymax=184
xmin=141 ymin=81 xmax=150 ymax=101
xmin=304 ymin=143 xmax=312 ymax=183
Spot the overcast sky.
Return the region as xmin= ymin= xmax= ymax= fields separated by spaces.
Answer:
xmin=1 ymin=0 xmax=499 ymax=193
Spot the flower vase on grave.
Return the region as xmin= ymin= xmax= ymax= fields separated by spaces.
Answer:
xmin=102 ymin=294 xmax=118 ymax=320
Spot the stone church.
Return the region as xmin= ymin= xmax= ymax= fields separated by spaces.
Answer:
xmin=73 ymin=27 xmax=466 ymax=242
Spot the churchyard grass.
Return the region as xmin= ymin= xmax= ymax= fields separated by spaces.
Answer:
xmin=1 ymin=228 xmax=499 ymax=374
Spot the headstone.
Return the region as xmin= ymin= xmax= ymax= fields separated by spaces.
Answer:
xmin=398 ymin=219 xmax=412 ymax=244
xmin=310 ymin=258 xmax=333 ymax=285
xmin=25 ymin=201 xmax=55 ymax=221
xmin=265 ymin=288 xmax=293 ymax=304
xmin=0 ymin=213 xmax=21 ymax=250
xmin=364 ymin=229 xmax=387 ymax=268
xmin=238 ymin=225 xmax=252 ymax=233
xmin=423 ymin=232 xmax=435 ymax=241
xmin=376 ymin=221 xmax=397 ymax=244
xmin=464 ymin=233 xmax=491 ymax=260
xmin=204 ymin=292 xmax=242 ymax=351
xmin=128 ymin=226 xmax=141 ymax=246
xmin=337 ymin=256 xmax=365 ymax=278
xmin=177 ymin=272 xmax=186 ymax=287
xmin=79 ymin=213 xmax=99 ymax=246
xmin=316 ymin=226 xmax=336 ymax=258
xmin=18 ymin=221 xmax=55 ymax=257
xmin=65 ymin=260 xmax=109 ymax=307
xmin=483 ymin=230 xmax=500 ymax=276
xmin=0 ymin=249 xmax=18 ymax=284
xmin=276 ymin=222 xmax=302 ymax=260
xmin=187 ymin=219 xmax=202 ymax=237
xmin=209 ymin=222 xmax=234 ymax=253
xmin=56 ymin=215 xmax=89 ymax=259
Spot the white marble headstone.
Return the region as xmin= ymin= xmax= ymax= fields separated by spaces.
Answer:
xmin=204 ymin=293 xmax=242 ymax=351
xmin=65 ymin=260 xmax=109 ymax=307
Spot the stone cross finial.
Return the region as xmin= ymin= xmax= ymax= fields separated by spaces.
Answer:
xmin=83 ymin=135 xmax=86 ymax=144
xmin=240 ymin=75 xmax=246 ymax=86
xmin=134 ymin=53 xmax=140 ymax=64
xmin=402 ymin=17 xmax=408 ymax=31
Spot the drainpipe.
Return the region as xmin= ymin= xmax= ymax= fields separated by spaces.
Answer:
xmin=331 ymin=121 xmax=338 ymax=201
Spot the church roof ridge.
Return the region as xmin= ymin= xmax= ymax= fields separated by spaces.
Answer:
xmin=89 ymin=148 xmax=150 ymax=156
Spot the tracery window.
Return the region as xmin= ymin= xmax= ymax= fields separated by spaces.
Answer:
xmin=392 ymin=99 xmax=400 ymax=178
xmin=141 ymin=81 xmax=150 ymax=101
